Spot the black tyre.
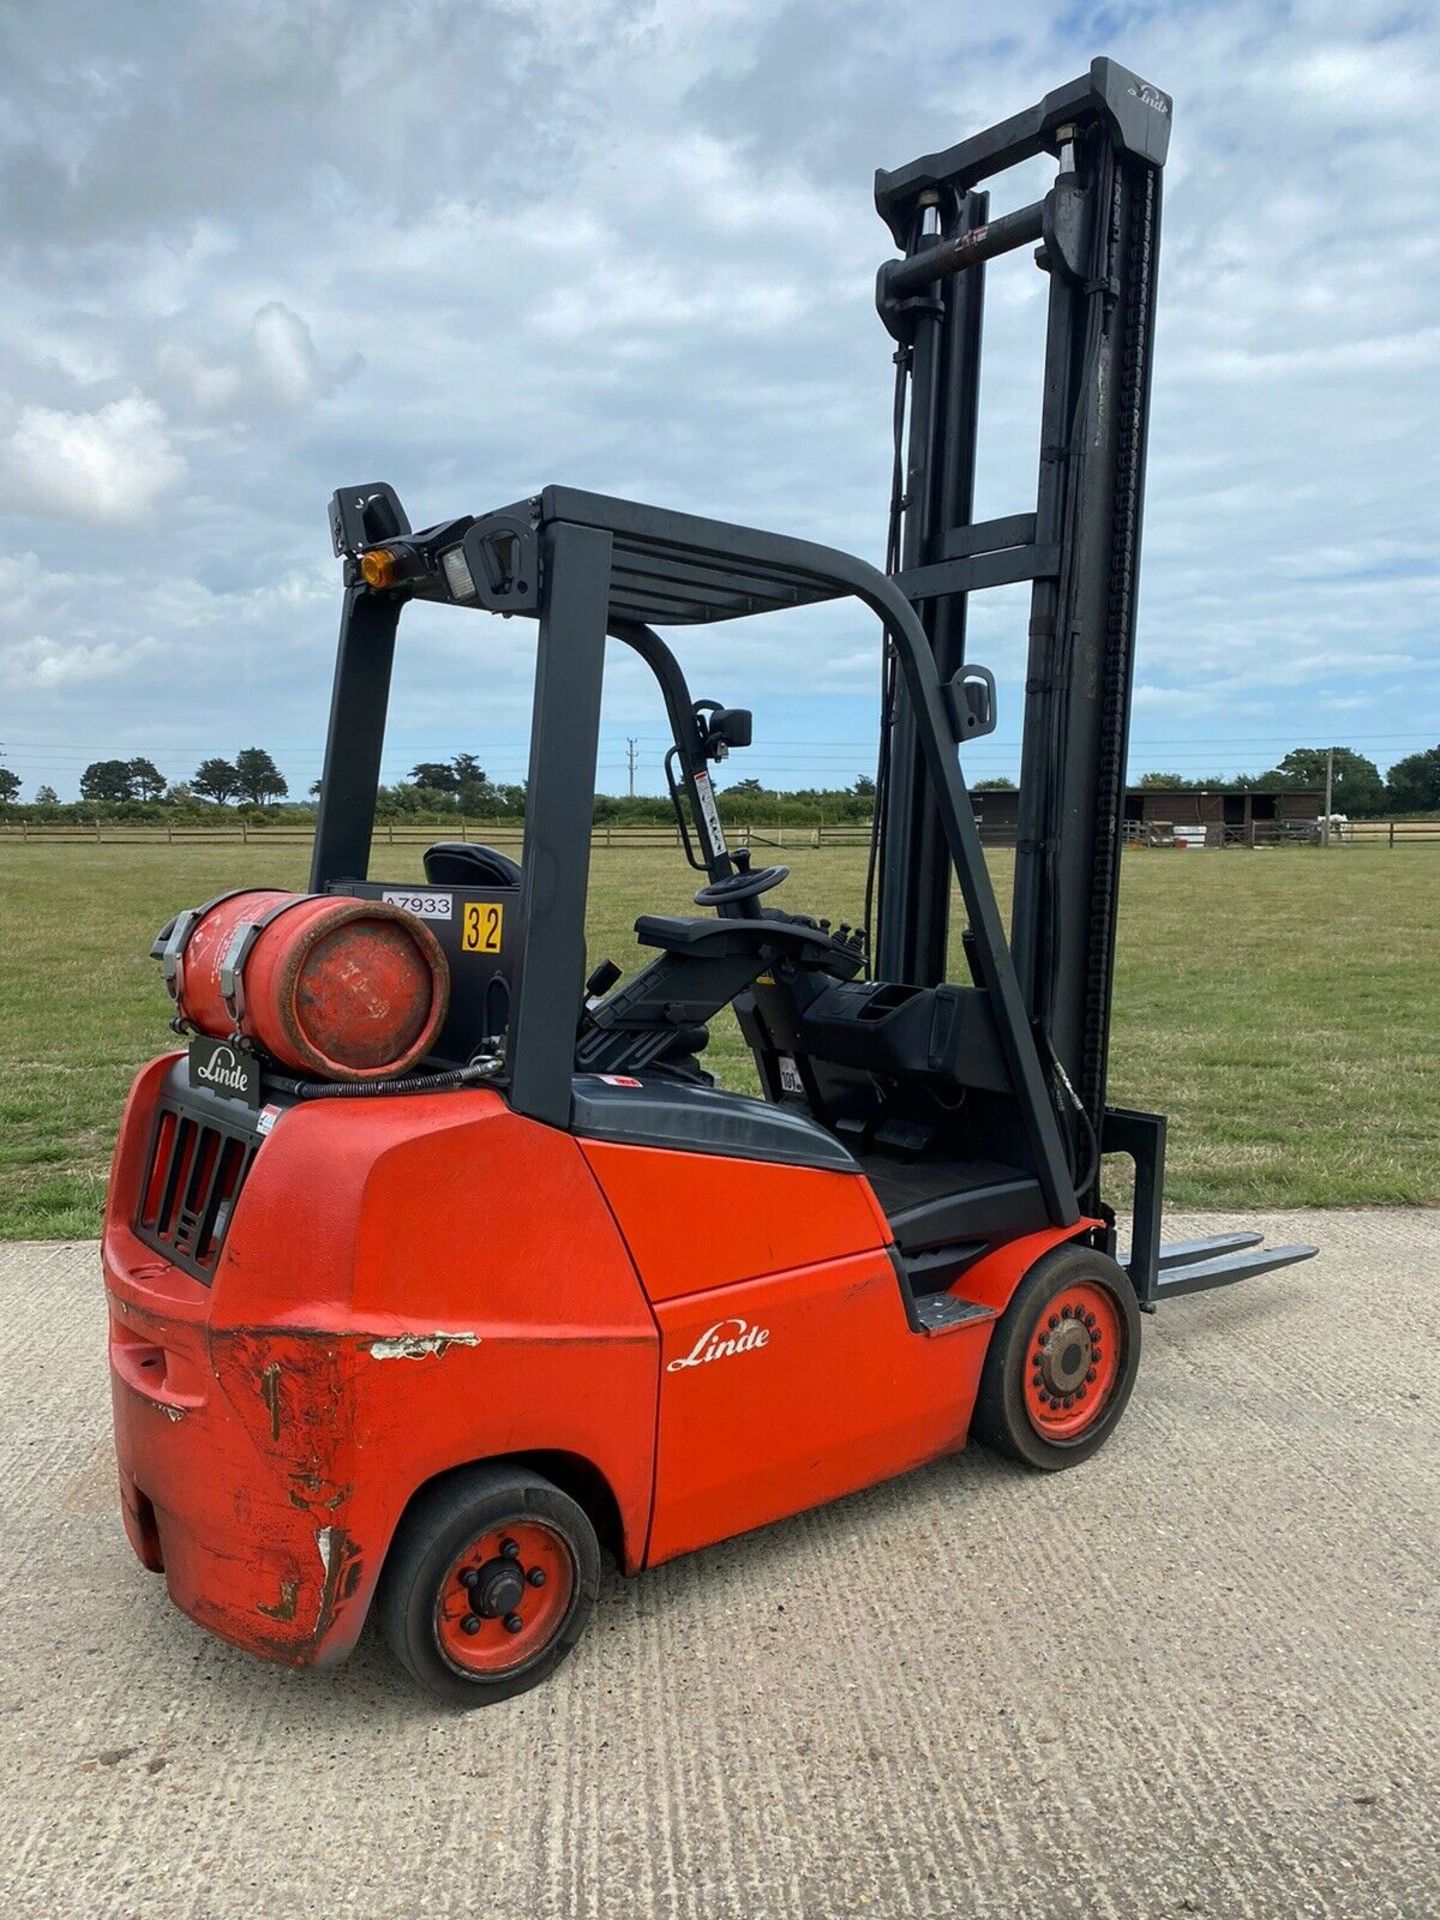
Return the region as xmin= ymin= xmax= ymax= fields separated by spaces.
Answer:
xmin=377 ymin=1464 xmax=600 ymax=1707
xmin=970 ymin=1243 xmax=1141 ymax=1471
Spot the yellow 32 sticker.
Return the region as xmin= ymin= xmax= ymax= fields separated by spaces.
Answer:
xmin=461 ymin=901 xmax=505 ymax=954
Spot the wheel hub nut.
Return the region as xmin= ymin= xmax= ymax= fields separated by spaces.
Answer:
xmin=470 ymin=1554 xmax=526 ymax=1619
xmin=1034 ymin=1307 xmax=1095 ymax=1398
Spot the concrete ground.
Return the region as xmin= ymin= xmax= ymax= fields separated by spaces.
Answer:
xmin=1 ymin=1210 xmax=1436 ymax=1920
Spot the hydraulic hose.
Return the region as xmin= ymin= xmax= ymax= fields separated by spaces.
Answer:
xmin=290 ymin=1061 xmax=499 ymax=1100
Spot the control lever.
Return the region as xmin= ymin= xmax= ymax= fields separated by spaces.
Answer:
xmin=586 ymin=959 xmax=622 ymax=998
xmin=580 ymin=959 xmax=623 ymax=1037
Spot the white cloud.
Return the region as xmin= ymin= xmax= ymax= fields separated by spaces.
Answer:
xmin=158 ymin=344 xmax=244 ymax=411
xmin=251 ymin=302 xmax=330 ymax=404
xmin=1285 ymin=43 xmax=1427 ymax=117
xmin=3 ymin=633 xmax=163 ymax=689
xmin=1 ymin=393 xmax=185 ymax=523
xmin=0 ymin=0 xmax=1436 ymax=798
xmin=158 ymin=301 xmax=360 ymax=415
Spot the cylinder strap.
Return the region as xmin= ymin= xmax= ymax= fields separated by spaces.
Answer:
xmin=218 ymin=894 xmax=319 ymax=1035
xmin=154 ymin=888 xmax=256 ymax=1009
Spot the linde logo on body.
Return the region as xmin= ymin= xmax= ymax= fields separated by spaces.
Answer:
xmin=195 ymin=1044 xmax=248 ymax=1090
xmin=666 ymin=1317 xmax=770 ymax=1373
xmin=188 ymin=1037 xmax=260 ymax=1107
xmin=1128 ymin=80 xmax=1170 ymax=115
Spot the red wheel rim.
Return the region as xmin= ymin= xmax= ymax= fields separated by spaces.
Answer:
xmin=1023 ymin=1281 xmax=1124 ymax=1442
xmin=435 ymin=1519 xmax=575 ymax=1675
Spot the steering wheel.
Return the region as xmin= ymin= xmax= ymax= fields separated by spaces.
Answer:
xmin=693 ymin=850 xmax=789 ymax=908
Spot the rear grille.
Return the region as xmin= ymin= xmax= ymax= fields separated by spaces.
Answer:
xmin=135 ymin=1101 xmax=258 ymax=1282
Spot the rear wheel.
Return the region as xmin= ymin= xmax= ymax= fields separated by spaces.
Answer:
xmin=971 ymin=1244 xmax=1141 ymax=1470
xmin=378 ymin=1465 xmax=600 ymax=1706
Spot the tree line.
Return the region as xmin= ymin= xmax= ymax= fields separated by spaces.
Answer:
xmin=1132 ymin=747 xmax=1440 ymax=817
xmin=50 ymin=748 xmax=293 ymax=807
xmin=2 ymin=743 xmax=1438 ymax=820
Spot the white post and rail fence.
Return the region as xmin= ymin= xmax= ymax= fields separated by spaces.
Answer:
xmin=3 ymin=818 xmax=1438 ymax=851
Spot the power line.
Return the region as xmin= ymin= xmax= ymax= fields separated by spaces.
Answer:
xmin=7 ymin=737 xmax=1430 ymax=766
xmin=7 ymin=726 xmax=1436 ymax=751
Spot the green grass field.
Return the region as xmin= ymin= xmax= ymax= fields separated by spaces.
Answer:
xmin=1 ymin=839 xmax=1436 ymax=1238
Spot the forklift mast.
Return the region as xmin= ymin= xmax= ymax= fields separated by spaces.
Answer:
xmin=298 ymin=61 xmax=1310 ymax=1311
xmin=873 ymin=57 xmax=1169 ymax=1156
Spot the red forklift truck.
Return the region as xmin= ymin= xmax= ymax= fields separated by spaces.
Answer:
xmin=103 ymin=61 xmax=1314 ymax=1705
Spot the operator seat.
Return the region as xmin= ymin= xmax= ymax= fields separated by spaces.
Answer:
xmin=423 ymin=842 xmax=522 ymax=887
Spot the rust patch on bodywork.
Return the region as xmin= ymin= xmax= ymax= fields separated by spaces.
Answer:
xmin=288 ymin=1468 xmax=353 ymax=1514
xmin=258 ymin=1362 xmax=283 ymax=1441
xmin=257 ymin=1580 xmax=299 ymax=1623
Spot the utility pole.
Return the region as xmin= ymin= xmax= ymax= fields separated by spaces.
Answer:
xmin=1323 ymin=745 xmax=1334 ymax=848
xmin=626 ymin=737 xmax=638 ymax=799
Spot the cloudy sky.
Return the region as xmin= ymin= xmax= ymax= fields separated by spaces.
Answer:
xmin=1 ymin=0 xmax=1435 ymax=801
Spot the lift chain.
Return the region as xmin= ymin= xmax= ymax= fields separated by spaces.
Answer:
xmin=1080 ymin=158 xmax=1159 ymax=1142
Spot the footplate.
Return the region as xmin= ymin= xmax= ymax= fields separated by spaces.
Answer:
xmin=913 ymin=1293 xmax=997 ymax=1335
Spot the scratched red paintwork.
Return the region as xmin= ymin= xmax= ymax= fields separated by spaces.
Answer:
xmin=103 ymin=1055 xmax=1094 ymax=1670
xmin=105 ymin=1058 xmax=656 ymax=1665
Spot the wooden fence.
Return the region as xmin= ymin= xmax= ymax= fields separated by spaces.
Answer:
xmin=1121 ymin=819 xmax=1440 ymax=850
xmin=3 ymin=818 xmax=1436 ymax=851
xmin=0 ymin=820 xmax=875 ymax=851
xmin=1335 ymin=820 xmax=1440 ymax=847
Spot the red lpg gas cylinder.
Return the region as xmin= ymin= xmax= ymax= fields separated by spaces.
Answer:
xmin=170 ymin=891 xmax=450 ymax=1081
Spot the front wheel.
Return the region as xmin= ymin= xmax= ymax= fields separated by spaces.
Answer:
xmin=970 ymin=1244 xmax=1141 ymax=1470
xmin=378 ymin=1465 xmax=600 ymax=1706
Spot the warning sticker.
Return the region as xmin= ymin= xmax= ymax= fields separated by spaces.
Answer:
xmin=461 ymin=901 xmax=505 ymax=953
xmin=692 ymin=769 xmax=728 ymax=859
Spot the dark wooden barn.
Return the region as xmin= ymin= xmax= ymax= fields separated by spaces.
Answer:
xmin=968 ymin=787 xmax=1325 ymax=846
